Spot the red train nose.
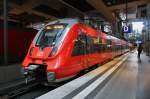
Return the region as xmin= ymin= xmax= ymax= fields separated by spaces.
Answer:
xmin=30 ymin=47 xmax=52 ymax=59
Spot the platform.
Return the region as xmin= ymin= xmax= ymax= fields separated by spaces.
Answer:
xmin=0 ymin=64 xmax=23 ymax=83
xmin=36 ymin=51 xmax=150 ymax=99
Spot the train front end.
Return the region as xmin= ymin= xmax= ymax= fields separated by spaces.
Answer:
xmin=22 ymin=19 xmax=77 ymax=84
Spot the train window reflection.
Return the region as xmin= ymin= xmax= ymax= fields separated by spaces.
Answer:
xmin=36 ymin=24 xmax=66 ymax=47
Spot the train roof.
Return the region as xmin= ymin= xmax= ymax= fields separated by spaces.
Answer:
xmin=47 ymin=18 xmax=79 ymax=26
xmin=46 ymin=18 xmax=128 ymax=44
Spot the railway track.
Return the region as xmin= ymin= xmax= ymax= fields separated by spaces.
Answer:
xmin=0 ymin=65 xmax=98 ymax=99
xmin=0 ymin=77 xmax=39 ymax=99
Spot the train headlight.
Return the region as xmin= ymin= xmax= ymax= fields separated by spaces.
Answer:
xmin=47 ymin=72 xmax=55 ymax=82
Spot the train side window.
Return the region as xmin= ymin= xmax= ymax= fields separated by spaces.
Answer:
xmin=72 ymin=33 xmax=103 ymax=55
xmin=106 ymin=39 xmax=112 ymax=51
xmin=86 ymin=35 xmax=103 ymax=53
xmin=72 ymin=33 xmax=86 ymax=56
xmin=85 ymin=36 xmax=91 ymax=54
xmin=86 ymin=35 xmax=95 ymax=54
xmin=98 ymin=37 xmax=102 ymax=52
xmin=103 ymin=44 xmax=106 ymax=51
xmin=92 ymin=37 xmax=101 ymax=53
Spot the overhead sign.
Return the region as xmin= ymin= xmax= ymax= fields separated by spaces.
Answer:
xmin=122 ymin=25 xmax=132 ymax=33
xmin=136 ymin=40 xmax=142 ymax=44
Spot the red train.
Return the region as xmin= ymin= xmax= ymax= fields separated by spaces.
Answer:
xmin=22 ymin=18 xmax=131 ymax=83
xmin=0 ymin=20 xmax=37 ymax=64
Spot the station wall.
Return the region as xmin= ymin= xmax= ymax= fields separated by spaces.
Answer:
xmin=0 ymin=20 xmax=37 ymax=64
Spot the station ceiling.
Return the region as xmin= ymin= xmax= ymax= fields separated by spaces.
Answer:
xmin=103 ymin=0 xmax=138 ymax=6
xmin=0 ymin=0 xmax=148 ymax=24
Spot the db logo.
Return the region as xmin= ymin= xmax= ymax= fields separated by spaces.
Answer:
xmin=37 ymin=51 xmax=43 ymax=56
xmin=123 ymin=26 xmax=129 ymax=32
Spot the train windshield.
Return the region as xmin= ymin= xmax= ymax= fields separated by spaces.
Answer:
xmin=36 ymin=24 xmax=66 ymax=47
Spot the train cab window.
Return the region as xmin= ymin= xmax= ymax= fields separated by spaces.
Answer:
xmin=36 ymin=24 xmax=66 ymax=47
xmin=72 ymin=32 xmax=86 ymax=56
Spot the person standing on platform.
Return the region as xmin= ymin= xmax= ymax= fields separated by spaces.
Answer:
xmin=137 ymin=43 xmax=143 ymax=58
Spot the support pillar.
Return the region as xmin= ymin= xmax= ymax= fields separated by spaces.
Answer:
xmin=3 ymin=0 xmax=8 ymax=65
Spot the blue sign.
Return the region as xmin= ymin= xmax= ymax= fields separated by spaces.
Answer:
xmin=122 ymin=25 xmax=132 ymax=33
xmin=136 ymin=40 xmax=142 ymax=44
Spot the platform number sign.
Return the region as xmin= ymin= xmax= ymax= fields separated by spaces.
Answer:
xmin=122 ymin=25 xmax=131 ymax=33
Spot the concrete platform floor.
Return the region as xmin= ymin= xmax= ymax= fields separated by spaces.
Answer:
xmin=90 ymin=51 xmax=150 ymax=99
xmin=37 ymin=51 xmax=150 ymax=99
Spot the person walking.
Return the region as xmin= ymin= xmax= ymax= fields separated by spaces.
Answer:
xmin=137 ymin=43 xmax=143 ymax=58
